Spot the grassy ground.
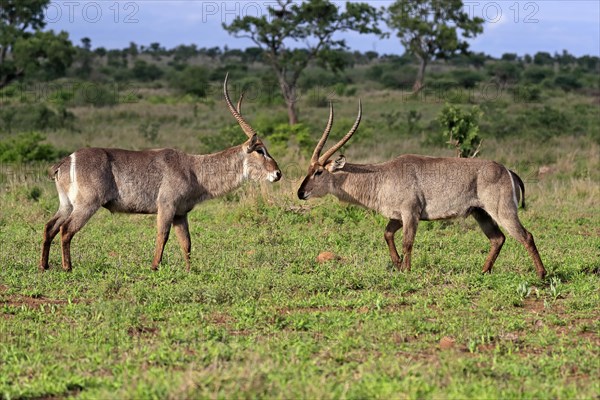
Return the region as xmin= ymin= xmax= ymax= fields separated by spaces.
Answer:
xmin=0 ymin=87 xmax=599 ymax=398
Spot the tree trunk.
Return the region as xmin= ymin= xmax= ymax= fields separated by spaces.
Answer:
xmin=412 ymin=57 xmax=427 ymax=93
xmin=277 ymin=75 xmax=299 ymax=125
xmin=286 ymin=100 xmax=298 ymax=125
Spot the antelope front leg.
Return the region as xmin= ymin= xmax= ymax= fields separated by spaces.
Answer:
xmin=152 ymin=206 xmax=175 ymax=270
xmin=384 ymin=219 xmax=402 ymax=270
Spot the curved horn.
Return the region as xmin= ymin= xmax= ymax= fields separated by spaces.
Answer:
xmin=310 ymin=101 xmax=334 ymax=164
xmin=319 ymin=99 xmax=362 ymax=164
xmin=236 ymin=91 xmax=245 ymax=114
xmin=223 ymin=73 xmax=256 ymax=138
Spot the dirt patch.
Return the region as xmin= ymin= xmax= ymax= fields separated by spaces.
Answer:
xmin=276 ymin=303 xmax=408 ymax=315
xmin=208 ymin=312 xmax=234 ymax=326
xmin=0 ymin=293 xmax=89 ymax=320
xmin=127 ymin=325 xmax=158 ymax=337
xmin=522 ymin=298 xmax=546 ymax=313
xmin=0 ymin=293 xmax=86 ymax=308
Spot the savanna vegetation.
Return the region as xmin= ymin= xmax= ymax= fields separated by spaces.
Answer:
xmin=0 ymin=0 xmax=599 ymax=398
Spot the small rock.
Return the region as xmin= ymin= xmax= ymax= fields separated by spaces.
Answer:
xmin=439 ymin=336 xmax=456 ymax=350
xmin=316 ymin=251 xmax=339 ymax=263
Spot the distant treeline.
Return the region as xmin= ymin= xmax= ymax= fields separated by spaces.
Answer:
xmin=24 ymin=39 xmax=600 ymax=97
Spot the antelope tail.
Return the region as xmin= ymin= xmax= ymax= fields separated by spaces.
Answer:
xmin=48 ymin=158 xmax=67 ymax=180
xmin=509 ymin=169 xmax=526 ymax=209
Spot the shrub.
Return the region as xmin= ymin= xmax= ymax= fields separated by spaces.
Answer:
xmin=554 ymin=74 xmax=582 ymax=91
xmin=381 ymin=67 xmax=417 ymax=89
xmin=517 ymin=105 xmax=570 ymax=137
xmin=0 ymin=132 xmax=66 ymax=163
xmin=305 ymin=92 xmax=329 ymax=108
xmin=71 ymin=83 xmax=120 ymax=107
xmin=132 ymin=60 xmax=164 ymax=82
xmin=438 ymin=104 xmax=483 ymax=157
xmin=486 ymin=61 xmax=522 ymax=84
xmin=266 ymin=123 xmax=313 ymax=157
xmin=199 ymin=124 xmax=249 ymax=154
xmin=451 ymin=69 xmax=484 ymax=88
xmin=298 ymin=68 xmax=348 ymax=89
xmin=366 ymin=63 xmax=416 ymax=89
xmin=0 ymin=104 xmax=75 ymax=132
xmin=523 ymin=66 xmax=554 ymax=84
xmin=513 ymin=84 xmax=542 ymax=102
xmin=170 ymin=66 xmax=210 ymax=97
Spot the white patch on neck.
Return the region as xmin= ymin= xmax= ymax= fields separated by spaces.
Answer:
xmin=68 ymin=153 xmax=78 ymax=203
xmin=506 ymin=167 xmax=518 ymax=208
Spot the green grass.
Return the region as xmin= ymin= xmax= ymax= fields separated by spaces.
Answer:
xmin=1 ymin=172 xmax=598 ymax=398
xmin=1 ymin=84 xmax=599 ymax=398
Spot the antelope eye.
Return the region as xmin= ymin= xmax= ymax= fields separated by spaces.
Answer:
xmin=314 ymin=170 xmax=323 ymax=177
xmin=256 ymin=148 xmax=265 ymax=156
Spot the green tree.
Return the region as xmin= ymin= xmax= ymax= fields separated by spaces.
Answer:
xmin=223 ymin=0 xmax=381 ymax=125
xmin=386 ymin=0 xmax=484 ymax=93
xmin=170 ymin=66 xmax=209 ymax=97
xmin=74 ymin=37 xmax=93 ymax=78
xmin=0 ymin=0 xmax=74 ymax=88
xmin=438 ymin=104 xmax=483 ymax=158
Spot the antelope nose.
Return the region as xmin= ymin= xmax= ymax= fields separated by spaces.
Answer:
xmin=274 ymin=170 xmax=282 ymax=181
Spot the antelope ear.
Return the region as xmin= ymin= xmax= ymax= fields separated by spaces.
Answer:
xmin=246 ymin=134 xmax=258 ymax=153
xmin=326 ymin=155 xmax=346 ymax=172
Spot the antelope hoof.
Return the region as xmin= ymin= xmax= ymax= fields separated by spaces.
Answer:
xmin=537 ymin=270 xmax=547 ymax=280
xmin=39 ymin=264 xmax=50 ymax=272
xmin=62 ymin=265 xmax=72 ymax=272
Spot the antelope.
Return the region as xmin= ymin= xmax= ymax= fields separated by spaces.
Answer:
xmin=40 ymin=74 xmax=282 ymax=272
xmin=297 ymin=101 xmax=546 ymax=279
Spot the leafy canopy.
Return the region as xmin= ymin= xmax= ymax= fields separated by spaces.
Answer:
xmin=387 ymin=0 xmax=484 ymax=61
xmin=223 ymin=0 xmax=381 ymax=124
xmin=0 ymin=0 xmax=74 ymax=88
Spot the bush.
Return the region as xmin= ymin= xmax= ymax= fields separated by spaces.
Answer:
xmin=266 ymin=123 xmax=313 ymax=157
xmin=0 ymin=132 xmax=66 ymax=163
xmin=170 ymin=66 xmax=210 ymax=97
xmin=199 ymin=124 xmax=245 ymax=154
xmin=366 ymin=63 xmax=416 ymax=89
xmin=486 ymin=61 xmax=522 ymax=84
xmin=523 ymin=66 xmax=554 ymax=84
xmin=517 ymin=105 xmax=570 ymax=137
xmin=71 ymin=83 xmax=120 ymax=107
xmin=298 ymin=68 xmax=349 ymax=89
xmin=438 ymin=104 xmax=483 ymax=157
xmin=131 ymin=60 xmax=164 ymax=82
xmin=451 ymin=69 xmax=485 ymax=88
xmin=554 ymin=74 xmax=582 ymax=91
xmin=513 ymin=84 xmax=542 ymax=102
xmin=0 ymin=104 xmax=75 ymax=132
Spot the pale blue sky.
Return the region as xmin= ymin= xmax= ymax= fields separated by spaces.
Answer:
xmin=45 ymin=1 xmax=600 ymax=57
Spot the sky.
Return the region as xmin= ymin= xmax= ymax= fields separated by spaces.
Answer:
xmin=43 ymin=1 xmax=600 ymax=57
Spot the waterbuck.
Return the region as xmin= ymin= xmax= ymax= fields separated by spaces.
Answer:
xmin=297 ymin=101 xmax=546 ymax=278
xmin=40 ymin=75 xmax=282 ymax=272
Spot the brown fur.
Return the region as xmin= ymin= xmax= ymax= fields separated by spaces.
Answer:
xmin=40 ymin=77 xmax=281 ymax=272
xmin=298 ymin=106 xmax=546 ymax=279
